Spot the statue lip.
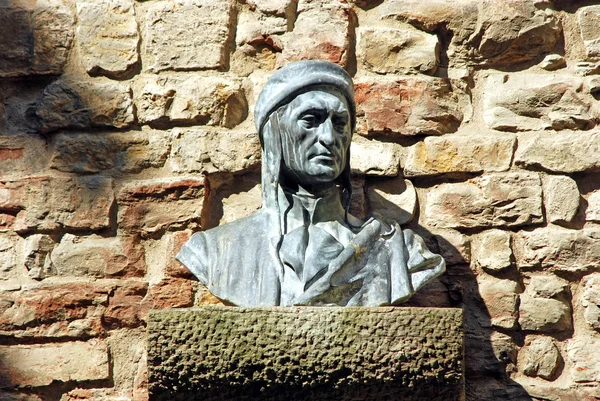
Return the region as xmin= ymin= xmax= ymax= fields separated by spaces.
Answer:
xmin=310 ymin=153 xmax=336 ymax=163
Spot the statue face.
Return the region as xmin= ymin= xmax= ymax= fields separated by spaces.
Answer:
xmin=278 ymin=89 xmax=352 ymax=186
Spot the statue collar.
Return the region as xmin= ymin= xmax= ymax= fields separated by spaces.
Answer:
xmin=279 ymin=186 xmax=346 ymax=234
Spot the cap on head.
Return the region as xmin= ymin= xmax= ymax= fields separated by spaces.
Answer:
xmin=254 ymin=60 xmax=356 ymax=137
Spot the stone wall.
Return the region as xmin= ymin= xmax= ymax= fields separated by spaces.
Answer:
xmin=0 ymin=0 xmax=599 ymax=400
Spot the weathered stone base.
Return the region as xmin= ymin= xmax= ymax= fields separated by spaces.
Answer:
xmin=147 ymin=306 xmax=464 ymax=401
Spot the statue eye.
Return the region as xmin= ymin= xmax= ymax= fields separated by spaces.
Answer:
xmin=332 ymin=116 xmax=348 ymax=130
xmin=299 ymin=114 xmax=319 ymax=128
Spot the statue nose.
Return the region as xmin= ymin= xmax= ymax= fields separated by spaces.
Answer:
xmin=316 ymin=117 xmax=335 ymax=147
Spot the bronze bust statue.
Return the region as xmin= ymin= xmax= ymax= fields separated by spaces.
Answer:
xmin=177 ymin=60 xmax=445 ymax=306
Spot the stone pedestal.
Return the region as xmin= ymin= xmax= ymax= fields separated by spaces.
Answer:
xmin=147 ymin=306 xmax=464 ymax=401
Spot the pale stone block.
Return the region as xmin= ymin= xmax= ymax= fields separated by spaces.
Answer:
xmin=423 ymin=173 xmax=543 ymax=229
xmin=144 ymin=0 xmax=235 ymax=72
xmin=542 ymin=175 xmax=580 ymax=225
xmin=0 ymin=340 xmax=109 ymax=388
xmin=50 ymin=131 xmax=170 ymax=174
xmin=51 ymin=234 xmax=145 ymax=278
xmin=519 ymin=336 xmax=561 ymax=380
xmin=220 ymin=183 xmax=262 ymax=225
xmin=404 ymin=134 xmax=515 ymax=177
xmin=515 ymin=227 xmax=600 ymax=273
xmin=515 ymin=132 xmax=600 ymax=173
xmin=148 ymin=307 xmax=464 ymax=401
xmin=567 ymin=337 xmax=600 ymax=382
xmin=76 ymin=0 xmax=139 ymax=78
xmin=0 ymin=233 xmax=20 ymax=278
xmin=478 ymin=275 xmax=520 ymax=330
xmin=0 ymin=0 xmax=74 ymax=77
xmin=431 ymin=228 xmax=471 ymax=265
xmin=169 ymin=129 xmax=261 ymax=174
xmin=472 ymin=230 xmax=513 ymax=273
xmin=36 ymin=79 xmax=135 ymax=133
xmin=0 ymin=136 xmax=48 ymax=179
xmin=23 ymin=234 xmax=58 ymax=280
xmin=134 ymin=75 xmax=248 ymax=128
xmin=484 ymin=74 xmax=599 ymax=132
xmin=578 ymin=5 xmax=600 ymax=60
xmin=586 ymin=190 xmax=600 ymax=222
xmin=366 ymin=178 xmax=416 ymax=225
xmin=350 ymin=139 xmax=401 ymax=176
xmin=519 ymin=274 xmax=572 ymax=333
xmin=379 ymin=0 xmax=559 ymax=69
xmin=357 ymin=27 xmax=439 ymax=75
xmin=279 ymin=0 xmax=353 ymax=67
xmin=582 ymin=274 xmax=600 ymax=331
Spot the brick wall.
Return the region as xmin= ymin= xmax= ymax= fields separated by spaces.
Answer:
xmin=1 ymin=0 xmax=600 ymax=400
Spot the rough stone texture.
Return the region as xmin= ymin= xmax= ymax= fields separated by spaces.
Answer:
xmin=1 ymin=176 xmax=114 ymax=233
xmin=144 ymin=0 xmax=234 ymax=72
xmin=76 ymin=0 xmax=139 ymax=78
xmin=0 ymin=0 xmax=74 ymax=77
xmin=472 ymin=230 xmax=513 ymax=273
xmin=519 ymin=274 xmax=572 ymax=333
xmin=148 ymin=307 xmax=464 ymax=401
xmin=519 ymin=336 xmax=561 ymax=380
xmin=578 ymin=6 xmax=600 ymax=60
xmin=50 ymin=131 xmax=170 ymax=174
xmin=357 ymin=26 xmax=439 ymax=75
xmin=515 ymin=132 xmax=600 ymax=174
xmin=23 ymin=234 xmax=58 ymax=280
xmin=515 ymin=227 xmax=600 ymax=273
xmin=423 ymin=173 xmax=543 ymax=229
xmin=0 ymin=281 xmax=147 ymax=339
xmin=279 ymin=0 xmax=353 ymax=67
xmin=587 ymin=190 xmax=600 ymax=222
xmin=431 ymin=228 xmax=470 ymax=266
xmin=51 ymin=234 xmax=146 ymax=278
xmin=477 ymin=275 xmax=519 ymax=330
xmin=0 ymin=233 xmax=20 ymax=278
xmin=169 ymin=129 xmax=260 ymax=174
xmin=134 ymin=75 xmax=248 ymax=128
xmin=366 ymin=178 xmax=416 ymax=226
xmin=218 ymin=182 xmax=262 ymax=226
xmin=355 ymin=76 xmax=464 ymax=136
xmin=0 ymin=136 xmax=48 ymax=179
xmin=567 ymin=337 xmax=600 ymax=383
xmin=404 ymin=134 xmax=515 ymax=177
xmin=484 ymin=74 xmax=600 ymax=132
xmin=582 ymin=274 xmax=600 ymax=331
xmin=0 ymin=340 xmax=109 ymax=388
xmin=542 ymin=175 xmax=580 ymax=225
xmin=36 ymin=79 xmax=135 ymax=134
xmin=350 ymin=139 xmax=401 ymax=176
xmin=117 ymin=177 xmax=204 ymax=235
xmin=379 ymin=0 xmax=560 ymax=69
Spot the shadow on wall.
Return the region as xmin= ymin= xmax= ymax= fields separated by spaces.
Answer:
xmin=205 ymin=171 xmax=535 ymax=401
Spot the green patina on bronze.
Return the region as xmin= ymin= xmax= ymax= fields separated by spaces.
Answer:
xmin=147 ymin=306 xmax=464 ymax=401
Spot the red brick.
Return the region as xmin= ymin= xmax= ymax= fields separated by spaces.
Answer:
xmin=102 ymin=281 xmax=148 ymax=329
xmin=1 ymin=176 xmax=114 ymax=233
xmin=354 ymin=77 xmax=463 ymax=136
xmin=141 ymin=278 xmax=194 ymax=313
xmin=164 ymin=230 xmax=194 ymax=279
xmin=117 ymin=178 xmax=204 ymax=235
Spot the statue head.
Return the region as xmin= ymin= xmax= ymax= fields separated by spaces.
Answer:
xmin=255 ymin=61 xmax=356 ymax=200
